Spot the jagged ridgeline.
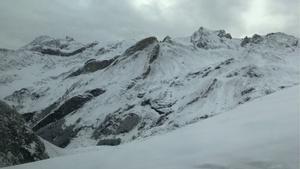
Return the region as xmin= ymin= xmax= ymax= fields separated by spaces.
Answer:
xmin=0 ymin=27 xmax=299 ymax=150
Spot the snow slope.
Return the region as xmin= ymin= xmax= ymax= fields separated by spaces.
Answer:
xmin=6 ymin=85 xmax=300 ymax=169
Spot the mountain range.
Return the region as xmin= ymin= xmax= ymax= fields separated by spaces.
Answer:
xmin=0 ymin=27 xmax=299 ymax=167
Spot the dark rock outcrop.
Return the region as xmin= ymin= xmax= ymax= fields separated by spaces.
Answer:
xmin=141 ymin=97 xmax=175 ymax=115
xmin=214 ymin=58 xmax=234 ymax=70
xmin=40 ymin=42 xmax=97 ymax=56
xmin=241 ymin=32 xmax=299 ymax=48
xmin=162 ymin=36 xmax=172 ymax=43
xmin=36 ymin=119 xmax=79 ymax=148
xmin=251 ymin=34 xmax=264 ymax=44
xmin=241 ymin=34 xmax=263 ymax=47
xmin=124 ymin=37 xmax=158 ymax=56
xmin=141 ymin=66 xmax=151 ymax=79
xmin=217 ymin=30 xmax=232 ymax=39
xmin=186 ymin=79 xmax=218 ymax=106
xmin=27 ymin=35 xmax=98 ymax=56
xmin=187 ymin=67 xmax=212 ymax=79
xmin=0 ymin=100 xmax=48 ymax=167
xmin=68 ymin=58 xmax=115 ymax=77
xmin=33 ymin=88 xmax=105 ymax=131
xmin=22 ymin=112 xmax=36 ymax=123
xmin=96 ymin=47 xmax=111 ymax=55
xmin=241 ymin=87 xmax=255 ymax=96
xmin=0 ymin=48 xmax=14 ymax=53
xmin=97 ymin=138 xmax=121 ymax=146
xmin=149 ymin=44 xmax=160 ymax=64
xmin=241 ymin=36 xmax=251 ymax=47
xmin=116 ymin=113 xmax=140 ymax=133
xmin=92 ymin=113 xmax=140 ymax=139
xmin=4 ymin=88 xmax=40 ymax=111
xmin=191 ymin=27 xmax=233 ymax=49
xmin=242 ymin=66 xmax=263 ymax=78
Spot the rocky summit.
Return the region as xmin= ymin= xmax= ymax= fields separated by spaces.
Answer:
xmin=0 ymin=27 xmax=299 ymax=152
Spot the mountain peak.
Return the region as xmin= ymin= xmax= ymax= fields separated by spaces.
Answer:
xmin=191 ymin=27 xmax=233 ymax=49
xmin=22 ymin=35 xmax=98 ymax=56
xmin=24 ymin=35 xmax=78 ymax=51
xmin=241 ymin=32 xmax=299 ymax=48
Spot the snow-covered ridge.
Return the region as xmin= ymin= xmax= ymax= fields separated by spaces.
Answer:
xmin=0 ymin=27 xmax=299 ymax=149
xmin=5 ymin=85 xmax=300 ymax=169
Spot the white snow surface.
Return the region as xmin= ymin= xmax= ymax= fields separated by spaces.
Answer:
xmin=41 ymin=138 xmax=66 ymax=158
xmin=5 ymin=85 xmax=300 ymax=169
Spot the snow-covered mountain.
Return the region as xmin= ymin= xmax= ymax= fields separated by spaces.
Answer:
xmin=0 ymin=27 xmax=299 ymax=149
xmin=5 ymin=85 xmax=300 ymax=169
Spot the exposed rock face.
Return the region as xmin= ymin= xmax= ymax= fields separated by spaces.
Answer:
xmin=29 ymin=89 xmax=105 ymax=148
xmin=241 ymin=32 xmax=298 ymax=48
xmin=22 ymin=112 xmax=36 ymax=122
xmin=191 ymin=27 xmax=233 ymax=49
xmin=33 ymin=88 xmax=105 ymax=131
xmin=226 ymin=65 xmax=263 ymax=78
xmin=0 ymin=100 xmax=48 ymax=167
xmin=141 ymin=91 xmax=176 ymax=115
xmin=97 ymin=138 xmax=121 ymax=146
xmin=241 ymin=36 xmax=251 ymax=47
xmin=117 ymin=113 xmax=140 ymax=133
xmin=4 ymin=88 xmax=40 ymax=111
xmin=92 ymin=113 xmax=140 ymax=139
xmin=162 ymin=36 xmax=172 ymax=43
xmin=241 ymin=34 xmax=263 ymax=47
xmin=217 ymin=30 xmax=232 ymax=39
xmin=148 ymin=44 xmax=160 ymax=64
xmin=39 ymin=42 xmax=98 ymax=56
xmin=32 ymin=94 xmax=93 ymax=131
xmin=0 ymin=48 xmax=13 ymax=52
xmin=25 ymin=35 xmax=98 ymax=56
xmin=68 ymin=58 xmax=115 ymax=77
xmin=124 ymin=37 xmax=158 ymax=56
xmin=36 ymin=119 xmax=78 ymax=148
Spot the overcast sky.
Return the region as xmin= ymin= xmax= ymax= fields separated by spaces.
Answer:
xmin=0 ymin=0 xmax=299 ymax=49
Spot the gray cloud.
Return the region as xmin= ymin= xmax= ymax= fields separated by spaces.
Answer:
xmin=0 ymin=0 xmax=299 ymax=49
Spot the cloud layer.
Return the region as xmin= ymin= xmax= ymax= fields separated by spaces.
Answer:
xmin=0 ymin=0 xmax=299 ymax=49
